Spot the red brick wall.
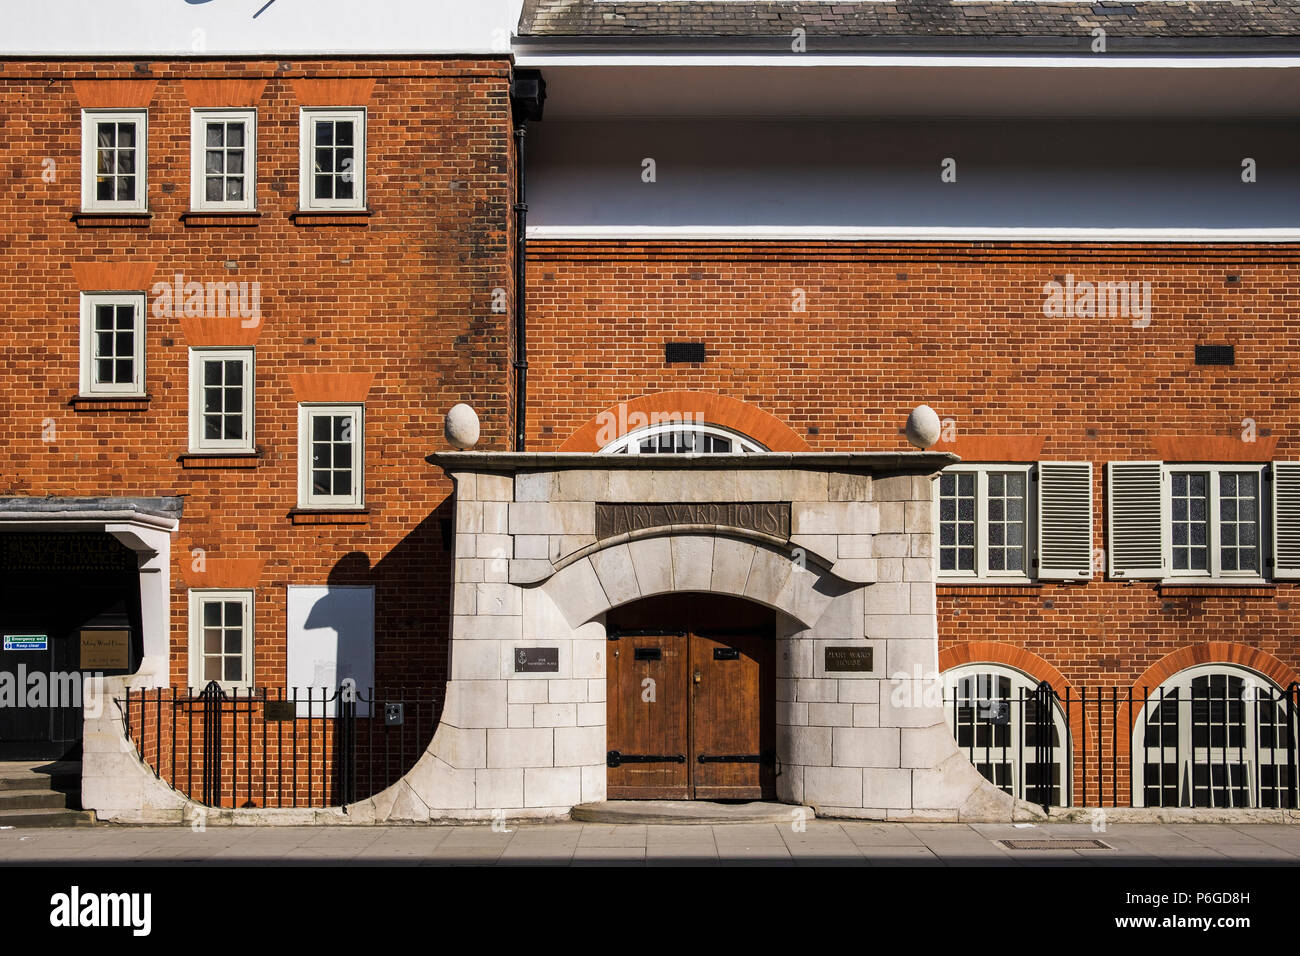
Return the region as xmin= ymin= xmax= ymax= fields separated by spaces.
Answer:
xmin=527 ymin=240 xmax=1300 ymax=694
xmin=0 ymin=58 xmax=517 ymax=693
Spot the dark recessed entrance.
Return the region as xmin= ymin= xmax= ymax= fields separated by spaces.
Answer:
xmin=605 ymin=593 xmax=776 ymax=800
xmin=0 ymin=533 xmax=143 ymax=759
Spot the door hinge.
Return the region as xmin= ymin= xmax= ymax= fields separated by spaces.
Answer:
xmin=606 ymin=751 xmax=686 ymax=768
xmin=696 ymin=750 xmax=776 ymax=765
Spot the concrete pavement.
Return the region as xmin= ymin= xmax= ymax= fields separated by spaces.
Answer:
xmin=1 ymin=821 xmax=1299 ymax=865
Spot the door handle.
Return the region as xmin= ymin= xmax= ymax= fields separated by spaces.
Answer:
xmin=693 ymin=669 xmax=701 ymax=684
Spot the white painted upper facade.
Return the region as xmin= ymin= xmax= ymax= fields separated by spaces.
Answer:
xmin=1 ymin=0 xmax=527 ymax=56
xmin=528 ymin=118 xmax=1300 ymax=240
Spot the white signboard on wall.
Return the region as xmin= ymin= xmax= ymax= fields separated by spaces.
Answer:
xmin=286 ymin=585 xmax=374 ymax=717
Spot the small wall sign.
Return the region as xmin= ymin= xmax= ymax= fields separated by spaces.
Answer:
xmin=79 ymin=629 xmax=130 ymax=669
xmin=825 ymin=646 xmax=873 ymax=673
xmin=4 ymin=634 xmax=48 ymax=652
xmin=514 ymin=647 xmax=559 ymax=673
xmin=264 ymin=700 xmax=296 ymax=722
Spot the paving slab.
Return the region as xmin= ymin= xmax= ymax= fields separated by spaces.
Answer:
xmin=0 ymin=821 xmax=1294 ymax=866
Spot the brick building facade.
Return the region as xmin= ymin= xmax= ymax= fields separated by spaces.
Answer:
xmin=3 ymin=0 xmax=1300 ymax=821
xmin=525 ymin=238 xmax=1300 ymax=691
xmin=0 ymin=55 xmax=516 ymax=775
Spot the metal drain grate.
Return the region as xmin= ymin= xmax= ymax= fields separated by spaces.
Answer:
xmin=998 ymin=839 xmax=1114 ymax=850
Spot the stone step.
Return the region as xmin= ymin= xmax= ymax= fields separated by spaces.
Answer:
xmin=0 ymin=807 xmax=94 ymax=828
xmin=0 ymin=788 xmax=69 ymax=811
xmin=0 ymin=761 xmax=82 ymax=812
xmin=571 ymin=800 xmax=815 ymax=825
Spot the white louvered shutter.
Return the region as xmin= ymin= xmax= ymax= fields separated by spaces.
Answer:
xmin=1036 ymin=462 xmax=1093 ymax=580
xmin=1107 ymin=461 xmax=1165 ymax=579
xmin=1272 ymin=462 xmax=1300 ymax=579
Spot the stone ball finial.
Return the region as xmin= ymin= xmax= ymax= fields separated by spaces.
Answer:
xmin=445 ymin=403 xmax=481 ymax=450
xmin=905 ymin=404 xmax=942 ymax=449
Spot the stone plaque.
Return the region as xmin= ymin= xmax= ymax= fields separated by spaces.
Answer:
xmin=596 ymin=502 xmax=790 ymax=540
xmin=79 ymin=629 xmax=130 ymax=670
xmin=514 ymin=647 xmax=559 ymax=673
xmin=824 ymin=646 xmax=873 ymax=673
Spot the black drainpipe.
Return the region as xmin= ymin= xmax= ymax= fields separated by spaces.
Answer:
xmin=509 ymin=69 xmax=546 ymax=452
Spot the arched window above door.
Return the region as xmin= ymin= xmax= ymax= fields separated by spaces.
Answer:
xmin=599 ymin=422 xmax=768 ymax=455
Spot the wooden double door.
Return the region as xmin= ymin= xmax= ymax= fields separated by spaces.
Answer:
xmin=606 ymin=594 xmax=776 ymax=800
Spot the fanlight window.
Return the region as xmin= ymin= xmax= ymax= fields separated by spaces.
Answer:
xmin=1133 ymin=664 xmax=1295 ymax=809
xmin=944 ymin=663 xmax=1071 ymax=806
xmin=600 ymin=423 xmax=767 ymax=455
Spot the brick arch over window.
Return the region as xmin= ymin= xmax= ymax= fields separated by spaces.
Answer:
xmin=1128 ymin=643 xmax=1299 ymax=728
xmin=939 ymin=641 xmax=1090 ymax=756
xmin=557 ymin=391 xmax=811 ymax=453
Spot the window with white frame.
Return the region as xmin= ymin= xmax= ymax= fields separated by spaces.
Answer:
xmin=1133 ymin=664 xmax=1293 ymax=809
xmin=188 ymin=348 xmax=254 ymax=452
xmin=79 ymin=293 xmax=145 ymax=397
xmin=1168 ymin=465 xmax=1264 ymax=579
xmin=81 ymin=110 xmax=147 ymax=212
xmin=191 ymin=109 xmax=256 ymax=211
xmin=298 ymin=404 xmax=364 ymax=508
xmin=936 ymin=462 xmax=1094 ymax=583
xmin=188 ymin=589 xmax=253 ymax=690
xmin=944 ymin=663 xmax=1071 ymax=806
xmin=599 ymin=422 xmax=767 ymax=455
xmin=299 ymin=108 xmax=365 ymax=211
xmin=936 ymin=465 xmax=1032 ymax=580
xmin=1108 ymin=461 xmax=1278 ymax=582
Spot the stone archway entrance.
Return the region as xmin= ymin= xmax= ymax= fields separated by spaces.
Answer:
xmin=373 ymin=451 xmax=1026 ymax=825
xmin=606 ymin=593 xmax=776 ymax=800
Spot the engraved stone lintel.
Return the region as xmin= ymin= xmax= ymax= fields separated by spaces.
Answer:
xmin=595 ymin=502 xmax=791 ymax=541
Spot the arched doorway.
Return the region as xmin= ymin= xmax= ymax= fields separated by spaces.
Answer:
xmin=605 ymin=593 xmax=776 ymax=801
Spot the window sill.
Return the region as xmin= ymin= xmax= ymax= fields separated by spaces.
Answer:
xmin=180 ymin=209 xmax=262 ymax=227
xmin=289 ymin=207 xmax=373 ymax=226
xmin=178 ymin=449 xmax=262 ymax=470
xmin=70 ymin=394 xmax=150 ymax=411
xmin=937 ymin=578 xmax=1036 ymax=586
xmin=937 ymin=581 xmax=1039 ymax=595
xmin=289 ymin=507 xmax=371 ymax=526
xmin=1158 ymin=581 xmax=1276 ymax=596
xmin=72 ymin=210 xmax=152 ymax=228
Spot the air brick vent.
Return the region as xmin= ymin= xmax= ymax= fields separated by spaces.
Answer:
xmin=665 ymin=342 xmax=707 ymax=364
xmin=1195 ymin=345 xmax=1235 ymax=366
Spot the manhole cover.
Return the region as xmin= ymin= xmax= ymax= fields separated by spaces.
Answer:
xmin=997 ymin=839 xmax=1113 ymax=850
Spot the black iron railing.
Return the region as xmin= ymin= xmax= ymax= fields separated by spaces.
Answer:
xmin=118 ymin=683 xmax=441 ymax=809
xmin=946 ymin=679 xmax=1300 ymax=810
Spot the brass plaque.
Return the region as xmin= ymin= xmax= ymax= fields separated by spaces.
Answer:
xmin=825 ymin=646 xmax=873 ymax=673
xmin=596 ymin=502 xmax=790 ymax=540
xmin=79 ymin=629 xmax=130 ymax=670
xmin=264 ymin=700 xmax=297 ymax=722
